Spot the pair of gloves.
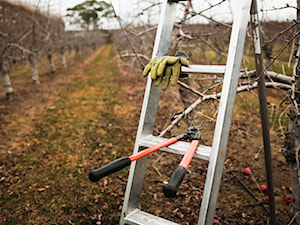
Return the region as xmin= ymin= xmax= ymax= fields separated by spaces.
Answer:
xmin=142 ymin=51 xmax=189 ymax=91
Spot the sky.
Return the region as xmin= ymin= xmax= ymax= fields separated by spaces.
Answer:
xmin=14 ymin=0 xmax=297 ymax=30
xmin=14 ymin=0 xmax=133 ymax=29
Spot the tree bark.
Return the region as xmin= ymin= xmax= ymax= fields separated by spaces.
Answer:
xmin=75 ymin=45 xmax=81 ymax=59
xmin=0 ymin=60 xmax=14 ymax=100
xmin=28 ymin=53 xmax=40 ymax=84
xmin=284 ymin=1 xmax=300 ymax=223
xmin=47 ymin=49 xmax=56 ymax=74
xmin=68 ymin=45 xmax=74 ymax=65
xmin=59 ymin=47 xmax=68 ymax=69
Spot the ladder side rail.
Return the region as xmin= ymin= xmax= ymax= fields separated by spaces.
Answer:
xmin=198 ymin=1 xmax=253 ymax=224
xmin=120 ymin=1 xmax=179 ymax=224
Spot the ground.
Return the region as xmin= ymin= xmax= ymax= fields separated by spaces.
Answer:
xmin=0 ymin=44 xmax=293 ymax=224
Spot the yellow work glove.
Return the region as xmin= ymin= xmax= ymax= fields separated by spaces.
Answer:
xmin=142 ymin=51 xmax=189 ymax=91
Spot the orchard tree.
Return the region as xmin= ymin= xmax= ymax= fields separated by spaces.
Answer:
xmin=284 ymin=1 xmax=300 ymax=223
xmin=66 ymin=0 xmax=114 ymax=31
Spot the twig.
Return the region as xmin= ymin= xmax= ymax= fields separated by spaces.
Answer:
xmin=112 ymin=52 xmax=150 ymax=62
xmin=109 ymin=1 xmax=144 ymax=69
xmin=263 ymin=20 xmax=300 ymax=46
xmin=177 ymin=80 xmax=205 ymax=97
xmin=228 ymin=169 xmax=282 ymax=225
xmin=135 ymin=26 xmax=158 ymax=37
xmin=195 ymin=111 xmax=215 ymax=122
xmin=255 ymin=146 xmax=264 ymax=160
xmin=124 ymin=3 xmax=160 ymax=29
xmin=152 ymin=153 xmax=165 ymax=178
xmin=266 ymin=31 xmax=300 ymax=72
xmin=197 ymin=35 xmax=227 ymax=57
xmin=16 ymin=30 xmax=33 ymax=44
xmin=287 ymin=211 xmax=300 ymax=225
xmin=278 ymin=110 xmax=287 ymax=136
xmin=187 ymin=0 xmax=231 ymax=28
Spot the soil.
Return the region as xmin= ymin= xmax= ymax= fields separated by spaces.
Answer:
xmin=0 ymin=45 xmax=293 ymax=224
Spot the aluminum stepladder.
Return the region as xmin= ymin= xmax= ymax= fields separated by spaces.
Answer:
xmin=120 ymin=0 xmax=265 ymax=224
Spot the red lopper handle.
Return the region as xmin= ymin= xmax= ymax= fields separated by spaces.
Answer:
xmin=163 ymin=140 xmax=199 ymax=198
xmin=89 ymin=136 xmax=183 ymax=182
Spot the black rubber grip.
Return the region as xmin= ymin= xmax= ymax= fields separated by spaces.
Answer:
xmin=89 ymin=157 xmax=131 ymax=182
xmin=163 ymin=166 xmax=186 ymax=198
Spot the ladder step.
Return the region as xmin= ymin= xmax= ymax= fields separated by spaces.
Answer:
xmin=139 ymin=135 xmax=211 ymax=161
xmin=181 ymin=64 xmax=226 ymax=74
xmin=124 ymin=209 xmax=179 ymax=225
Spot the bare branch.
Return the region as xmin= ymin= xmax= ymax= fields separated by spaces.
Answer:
xmin=266 ymin=31 xmax=300 ymax=71
xmin=263 ymin=20 xmax=300 ymax=46
xmin=0 ymin=32 xmax=9 ymax=39
xmin=113 ymin=52 xmax=150 ymax=62
xmin=1 ymin=43 xmax=34 ymax=58
xmin=16 ymin=30 xmax=33 ymax=44
xmin=160 ymin=80 xmax=290 ymax=136
xmin=187 ymin=0 xmax=231 ymax=28
xmin=242 ymin=70 xmax=293 ymax=85
xmin=110 ymin=1 xmax=144 ymax=69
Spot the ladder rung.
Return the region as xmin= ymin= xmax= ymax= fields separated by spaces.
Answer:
xmin=139 ymin=135 xmax=211 ymax=161
xmin=124 ymin=209 xmax=179 ymax=225
xmin=182 ymin=64 xmax=226 ymax=74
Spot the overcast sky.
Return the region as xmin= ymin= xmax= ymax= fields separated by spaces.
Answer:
xmin=14 ymin=0 xmax=297 ymax=30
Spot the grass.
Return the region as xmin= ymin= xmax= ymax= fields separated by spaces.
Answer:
xmin=0 ymin=45 xmax=136 ymax=224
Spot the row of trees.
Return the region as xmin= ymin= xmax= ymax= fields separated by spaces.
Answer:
xmin=0 ymin=0 xmax=111 ymax=100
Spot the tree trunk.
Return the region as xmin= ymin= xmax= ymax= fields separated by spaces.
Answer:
xmin=28 ymin=53 xmax=40 ymax=84
xmin=0 ymin=60 xmax=14 ymax=100
xmin=285 ymin=100 xmax=300 ymax=225
xmin=286 ymin=54 xmax=300 ymax=224
xmin=68 ymin=45 xmax=74 ymax=65
xmin=285 ymin=1 xmax=300 ymax=223
xmin=47 ymin=49 xmax=56 ymax=74
xmin=75 ymin=45 xmax=81 ymax=59
xmin=59 ymin=47 xmax=67 ymax=69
